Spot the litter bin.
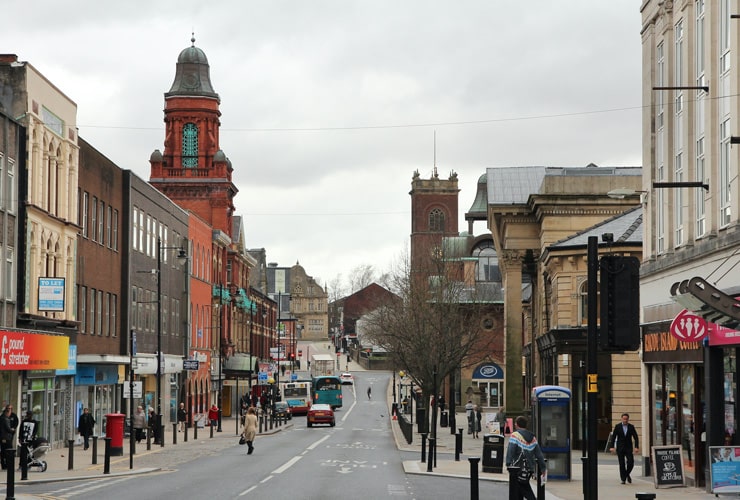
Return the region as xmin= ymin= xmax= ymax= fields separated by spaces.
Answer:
xmin=105 ymin=413 xmax=125 ymax=456
xmin=482 ymin=433 xmax=505 ymax=473
xmin=440 ymin=410 xmax=448 ymax=428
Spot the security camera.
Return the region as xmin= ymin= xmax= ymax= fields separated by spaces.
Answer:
xmin=601 ymin=233 xmax=614 ymax=243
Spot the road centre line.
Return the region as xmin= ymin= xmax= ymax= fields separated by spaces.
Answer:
xmin=238 ymin=485 xmax=259 ymax=496
xmin=272 ymin=455 xmax=303 ymax=474
xmin=341 ymin=399 xmax=356 ymax=422
xmin=307 ymin=434 xmax=330 ymax=450
xmin=260 ymin=475 xmax=273 ymax=483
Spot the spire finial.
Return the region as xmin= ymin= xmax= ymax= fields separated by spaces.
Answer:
xmin=191 ymin=31 xmax=196 ymax=46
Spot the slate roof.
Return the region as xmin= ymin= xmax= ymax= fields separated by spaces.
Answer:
xmin=549 ymin=206 xmax=643 ymax=249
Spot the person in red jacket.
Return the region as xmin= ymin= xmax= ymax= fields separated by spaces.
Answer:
xmin=208 ymin=404 xmax=219 ymax=428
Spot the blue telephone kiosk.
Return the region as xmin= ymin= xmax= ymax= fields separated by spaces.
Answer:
xmin=531 ymin=385 xmax=571 ymax=480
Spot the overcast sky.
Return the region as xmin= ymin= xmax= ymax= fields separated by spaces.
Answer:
xmin=2 ymin=1 xmax=642 ymax=291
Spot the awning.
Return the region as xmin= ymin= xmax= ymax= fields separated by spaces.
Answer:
xmin=223 ymin=353 xmax=258 ymax=374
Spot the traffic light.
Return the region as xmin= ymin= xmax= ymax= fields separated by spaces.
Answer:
xmin=290 ymin=353 xmax=295 ymax=360
xmin=599 ymin=255 xmax=640 ymax=351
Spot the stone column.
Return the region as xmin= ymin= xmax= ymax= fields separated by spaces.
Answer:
xmin=501 ymin=250 xmax=523 ymax=416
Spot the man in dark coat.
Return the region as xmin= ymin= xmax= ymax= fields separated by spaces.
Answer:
xmin=609 ymin=412 xmax=640 ymax=484
xmin=78 ymin=408 xmax=95 ymax=450
xmin=0 ymin=404 xmax=17 ymax=469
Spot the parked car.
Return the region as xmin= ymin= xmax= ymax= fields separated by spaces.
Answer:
xmin=307 ymin=404 xmax=335 ymax=427
xmin=274 ymin=401 xmax=292 ymax=420
xmin=340 ymin=372 xmax=354 ymax=385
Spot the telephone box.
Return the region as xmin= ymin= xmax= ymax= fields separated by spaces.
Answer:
xmin=531 ymin=385 xmax=571 ymax=480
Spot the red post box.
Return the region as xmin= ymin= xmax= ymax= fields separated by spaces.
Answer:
xmin=105 ymin=413 xmax=125 ymax=456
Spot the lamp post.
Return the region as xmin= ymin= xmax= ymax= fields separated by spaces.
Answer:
xmin=216 ymin=283 xmax=228 ymax=433
xmin=156 ymin=237 xmax=187 ymax=447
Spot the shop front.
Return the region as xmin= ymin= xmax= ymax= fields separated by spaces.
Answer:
xmin=642 ymin=322 xmax=705 ymax=486
xmin=73 ymin=362 xmax=122 ymax=437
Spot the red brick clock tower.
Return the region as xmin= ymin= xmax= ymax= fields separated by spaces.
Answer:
xmin=149 ymin=36 xmax=237 ymax=238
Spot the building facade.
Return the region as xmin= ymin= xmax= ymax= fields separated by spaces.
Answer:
xmin=639 ymin=0 xmax=740 ymax=487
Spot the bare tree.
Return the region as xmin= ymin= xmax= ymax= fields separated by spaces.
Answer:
xmin=363 ymin=250 xmax=502 ymax=425
xmin=348 ymin=264 xmax=376 ymax=293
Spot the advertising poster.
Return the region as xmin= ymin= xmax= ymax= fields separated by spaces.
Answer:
xmin=710 ymin=446 xmax=740 ymax=493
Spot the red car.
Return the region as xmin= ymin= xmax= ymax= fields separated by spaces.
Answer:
xmin=307 ymin=404 xmax=335 ymax=428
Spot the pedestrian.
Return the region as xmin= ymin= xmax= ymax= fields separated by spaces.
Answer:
xmin=609 ymin=412 xmax=639 ymax=484
xmin=133 ymin=405 xmax=146 ymax=443
xmin=78 ymin=407 xmax=95 ymax=450
xmin=177 ymin=402 xmax=187 ymax=432
xmin=0 ymin=405 xmax=17 ymax=470
xmin=367 ymin=386 xmax=372 ymax=400
xmin=148 ymin=409 xmax=161 ymax=444
xmin=208 ymin=404 xmax=219 ymax=428
xmin=473 ymin=405 xmax=482 ymax=438
xmin=505 ymin=416 xmax=547 ymax=500
xmin=438 ymin=395 xmax=446 ymax=411
xmin=465 ymin=399 xmax=474 ymax=434
xmin=241 ymin=406 xmax=258 ymax=455
xmin=19 ymin=410 xmax=38 ymax=447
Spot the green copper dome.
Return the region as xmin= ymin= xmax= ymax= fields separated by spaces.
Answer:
xmin=166 ymin=35 xmax=219 ymax=100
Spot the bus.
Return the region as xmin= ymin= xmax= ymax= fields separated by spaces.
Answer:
xmin=312 ymin=375 xmax=343 ymax=409
xmin=281 ymin=380 xmax=312 ymax=415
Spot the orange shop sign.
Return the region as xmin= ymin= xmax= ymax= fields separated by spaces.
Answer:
xmin=0 ymin=330 xmax=69 ymax=370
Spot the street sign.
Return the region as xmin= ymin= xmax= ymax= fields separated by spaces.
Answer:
xmin=291 ymin=373 xmax=298 ymax=381
xmin=258 ymin=372 xmax=268 ymax=383
xmin=587 ymin=374 xmax=598 ymax=393
xmin=183 ymin=359 xmax=199 ymax=371
xmin=123 ymin=381 xmax=142 ymax=398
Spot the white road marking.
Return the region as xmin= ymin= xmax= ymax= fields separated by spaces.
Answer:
xmin=238 ymin=485 xmax=259 ymax=496
xmin=260 ymin=475 xmax=273 ymax=483
xmin=307 ymin=434 xmax=330 ymax=450
xmin=272 ymin=455 xmax=302 ymax=474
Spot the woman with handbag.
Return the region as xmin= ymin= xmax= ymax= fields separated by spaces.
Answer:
xmin=241 ymin=407 xmax=258 ymax=455
xmin=505 ymin=416 xmax=546 ymax=500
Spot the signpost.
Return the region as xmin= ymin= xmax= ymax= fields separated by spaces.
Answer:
xmin=183 ymin=359 xmax=199 ymax=371
xmin=652 ymin=445 xmax=685 ymax=488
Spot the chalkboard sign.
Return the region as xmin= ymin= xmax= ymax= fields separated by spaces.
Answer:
xmin=652 ymin=445 xmax=685 ymax=488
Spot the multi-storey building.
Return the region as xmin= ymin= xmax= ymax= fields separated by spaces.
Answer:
xmin=639 ymin=0 xmax=740 ymax=487
xmin=75 ymin=138 xmax=124 ymax=435
xmin=0 ymin=54 xmax=79 ymax=445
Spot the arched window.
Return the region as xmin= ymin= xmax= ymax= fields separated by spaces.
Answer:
xmin=473 ymin=241 xmax=500 ymax=282
xmin=182 ymin=123 xmax=198 ymax=167
xmin=429 ymin=208 xmax=445 ymax=232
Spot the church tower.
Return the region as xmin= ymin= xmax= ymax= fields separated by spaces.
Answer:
xmin=409 ymin=167 xmax=459 ymax=274
xmin=149 ymin=36 xmax=237 ymax=238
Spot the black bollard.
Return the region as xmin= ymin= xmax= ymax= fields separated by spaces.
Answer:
xmin=184 ymin=422 xmax=188 ymax=442
xmin=455 ymin=428 xmax=462 ymax=461
xmin=103 ymin=437 xmax=111 ymax=474
xmin=259 ymin=413 xmax=263 ymax=433
xmin=507 ymin=466 xmax=521 ymax=500
xmin=160 ymin=422 xmax=165 ymax=448
xmin=19 ymin=443 xmax=27 ymax=480
xmin=269 ymin=412 xmax=273 ymax=430
xmin=6 ymin=448 xmax=15 ymax=500
xmin=426 ymin=438 xmax=435 ymax=472
xmin=146 ymin=427 xmax=151 ymax=450
xmin=193 ymin=420 xmax=198 ymax=440
xmin=420 ymin=433 xmax=427 ymax=463
xmin=92 ymin=436 xmax=98 ymax=465
xmin=210 ymin=422 xmax=214 ymax=438
xmin=581 ymin=456 xmax=588 ymax=498
xmin=468 ymin=457 xmax=481 ymax=500
xmin=172 ymin=423 xmax=177 ymax=445
xmin=67 ymin=439 xmax=74 ymax=470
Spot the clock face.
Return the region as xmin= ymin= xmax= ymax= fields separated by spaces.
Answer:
xmin=183 ymin=72 xmax=199 ymax=89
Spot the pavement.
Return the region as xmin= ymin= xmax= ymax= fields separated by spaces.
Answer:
xmin=0 ymin=342 xmax=723 ymax=499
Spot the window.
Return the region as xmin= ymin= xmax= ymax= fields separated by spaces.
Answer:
xmin=720 ymin=119 xmax=731 ymax=226
xmin=106 ymin=206 xmax=112 ymax=248
xmin=82 ymin=193 xmax=89 ymax=239
xmin=6 ymin=158 xmax=14 ymax=215
xmin=674 ymin=152 xmax=684 ymax=246
xmin=103 ymin=292 xmax=110 ymax=336
xmin=473 ymin=241 xmax=500 ymax=282
xmin=182 ymin=123 xmax=198 ymax=167
xmin=579 ymin=280 xmax=599 ymax=326
xmin=112 ymin=209 xmax=119 ymax=251
xmin=90 ymin=196 xmax=97 ymax=242
xmin=98 ymin=200 xmax=104 ymax=244
xmin=696 ymin=137 xmax=706 ymax=237
xmin=89 ymin=288 xmax=97 ymax=335
xmin=720 ymin=0 xmax=731 ymax=73
xmin=97 ymin=290 xmax=103 ymax=335
xmin=110 ymin=294 xmax=117 ymax=337
xmin=79 ymin=285 xmax=87 ymax=333
xmin=4 ymin=248 xmax=12 ymax=300
xmin=429 ymin=208 xmax=445 ymax=232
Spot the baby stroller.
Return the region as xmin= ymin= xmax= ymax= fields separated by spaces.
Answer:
xmin=23 ymin=437 xmax=49 ymax=472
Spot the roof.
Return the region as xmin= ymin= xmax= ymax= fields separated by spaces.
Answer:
xmin=486 ymin=165 xmax=642 ymax=204
xmin=549 ymin=206 xmax=643 ymax=249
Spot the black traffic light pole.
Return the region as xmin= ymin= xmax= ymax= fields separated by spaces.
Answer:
xmin=586 ymin=236 xmax=598 ymax=500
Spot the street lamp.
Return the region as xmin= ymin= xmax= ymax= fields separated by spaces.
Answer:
xmin=215 ymin=283 xmax=231 ymax=433
xmin=156 ymin=237 xmax=187 ymax=447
